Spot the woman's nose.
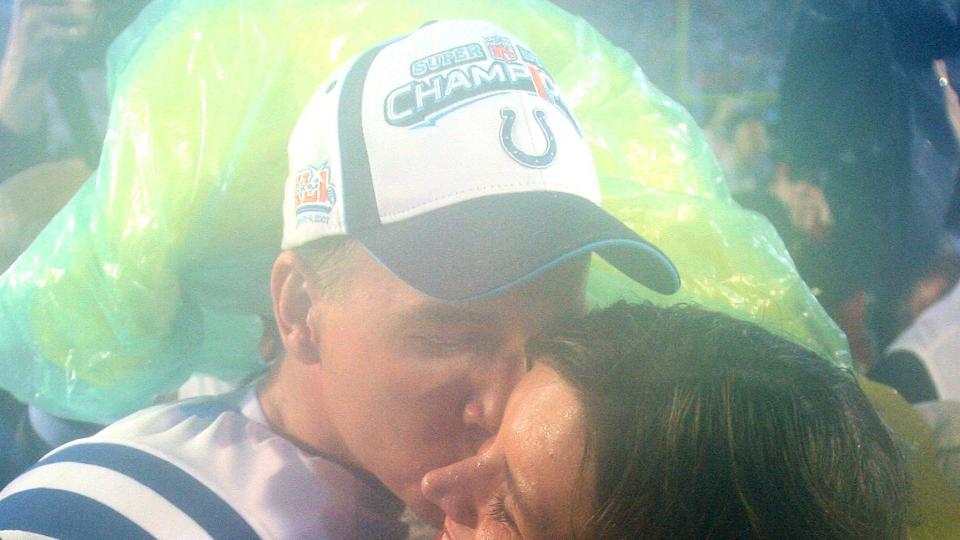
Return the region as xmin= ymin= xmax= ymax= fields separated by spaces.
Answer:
xmin=422 ymin=449 xmax=499 ymax=528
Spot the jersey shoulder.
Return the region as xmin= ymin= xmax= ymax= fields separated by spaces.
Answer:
xmin=0 ymin=395 xmax=262 ymax=539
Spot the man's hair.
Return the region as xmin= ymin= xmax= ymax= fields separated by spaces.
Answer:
xmin=528 ymin=302 xmax=910 ymax=540
xmin=294 ymin=237 xmax=362 ymax=300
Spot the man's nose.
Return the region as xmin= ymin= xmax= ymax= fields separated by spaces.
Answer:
xmin=464 ymin=349 xmax=525 ymax=436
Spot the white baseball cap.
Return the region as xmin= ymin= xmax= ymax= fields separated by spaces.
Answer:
xmin=282 ymin=19 xmax=679 ymax=301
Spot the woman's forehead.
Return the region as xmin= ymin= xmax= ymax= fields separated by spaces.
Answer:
xmin=506 ymin=364 xmax=585 ymax=450
xmin=502 ymin=363 xmax=591 ymax=535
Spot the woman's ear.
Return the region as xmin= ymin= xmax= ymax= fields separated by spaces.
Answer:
xmin=271 ymin=251 xmax=322 ymax=364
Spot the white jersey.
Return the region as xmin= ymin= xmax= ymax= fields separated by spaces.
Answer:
xmin=0 ymin=388 xmax=407 ymax=539
xmin=888 ymin=281 xmax=960 ymax=401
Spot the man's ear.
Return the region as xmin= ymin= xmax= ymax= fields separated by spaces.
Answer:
xmin=271 ymin=251 xmax=322 ymax=364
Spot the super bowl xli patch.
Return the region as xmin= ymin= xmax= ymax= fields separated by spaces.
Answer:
xmin=294 ymin=162 xmax=337 ymax=225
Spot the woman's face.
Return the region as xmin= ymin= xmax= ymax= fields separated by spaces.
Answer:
xmin=421 ymin=362 xmax=593 ymax=539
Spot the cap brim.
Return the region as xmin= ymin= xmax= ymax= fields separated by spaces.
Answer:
xmin=353 ymin=192 xmax=680 ymax=302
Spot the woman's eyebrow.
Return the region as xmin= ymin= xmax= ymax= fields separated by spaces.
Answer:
xmin=504 ymin=456 xmax=536 ymax=526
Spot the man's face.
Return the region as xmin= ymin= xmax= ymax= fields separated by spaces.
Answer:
xmin=304 ymin=250 xmax=588 ymax=524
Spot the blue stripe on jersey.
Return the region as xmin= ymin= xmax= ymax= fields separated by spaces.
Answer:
xmin=33 ymin=442 xmax=260 ymax=540
xmin=0 ymin=487 xmax=153 ymax=539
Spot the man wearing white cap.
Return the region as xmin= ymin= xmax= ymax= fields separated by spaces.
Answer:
xmin=0 ymin=20 xmax=678 ymax=538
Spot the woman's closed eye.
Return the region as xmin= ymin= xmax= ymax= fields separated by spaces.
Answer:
xmin=486 ymin=492 xmax=522 ymax=536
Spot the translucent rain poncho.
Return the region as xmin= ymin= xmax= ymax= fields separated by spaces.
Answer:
xmin=0 ymin=0 xmax=847 ymax=423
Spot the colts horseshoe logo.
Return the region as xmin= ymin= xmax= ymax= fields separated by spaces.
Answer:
xmin=499 ymin=108 xmax=557 ymax=168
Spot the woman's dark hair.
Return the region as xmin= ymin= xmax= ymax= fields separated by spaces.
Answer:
xmin=528 ymin=302 xmax=910 ymax=539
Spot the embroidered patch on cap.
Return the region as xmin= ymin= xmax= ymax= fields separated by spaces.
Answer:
xmin=294 ymin=162 xmax=337 ymax=225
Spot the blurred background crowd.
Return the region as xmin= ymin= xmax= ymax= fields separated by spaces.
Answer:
xmin=557 ymin=0 xmax=960 ymax=386
xmin=1 ymin=0 xmax=959 ymax=520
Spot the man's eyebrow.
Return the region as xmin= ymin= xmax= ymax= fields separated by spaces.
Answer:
xmin=400 ymin=302 xmax=494 ymax=326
